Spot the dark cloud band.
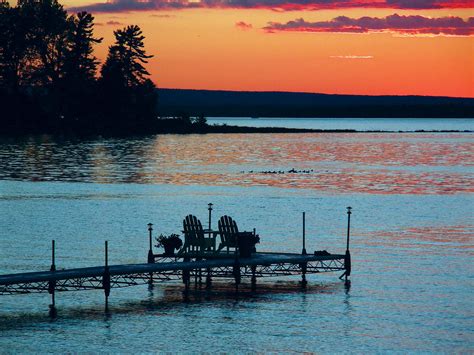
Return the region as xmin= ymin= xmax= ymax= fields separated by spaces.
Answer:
xmin=263 ymin=14 xmax=474 ymax=36
xmin=69 ymin=0 xmax=473 ymax=13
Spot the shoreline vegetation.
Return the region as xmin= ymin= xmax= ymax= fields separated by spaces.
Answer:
xmin=1 ymin=1 xmax=472 ymax=137
xmin=157 ymin=89 xmax=474 ymax=119
xmin=0 ymin=123 xmax=472 ymax=139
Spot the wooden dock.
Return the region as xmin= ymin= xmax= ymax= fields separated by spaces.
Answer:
xmin=0 ymin=207 xmax=353 ymax=313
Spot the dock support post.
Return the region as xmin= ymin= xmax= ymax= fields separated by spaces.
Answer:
xmin=48 ymin=240 xmax=57 ymax=317
xmin=147 ymin=223 xmax=154 ymax=288
xmin=299 ymin=212 xmax=308 ymax=287
xmin=339 ymin=207 xmax=352 ymax=285
xmin=233 ymin=235 xmax=241 ymax=293
xmin=183 ymin=257 xmax=190 ymax=298
xmin=194 ymin=258 xmax=201 ymax=289
xmin=196 ymin=267 xmax=203 ymax=288
xmin=251 ymin=265 xmax=257 ymax=291
xmin=103 ymin=241 xmax=111 ymax=312
xmin=302 ymin=212 xmax=307 ymax=255
xmin=343 ymin=250 xmax=351 ymax=285
xmin=206 ymin=268 xmax=212 ymax=289
xmin=233 ymin=261 xmax=241 ymax=293
xmin=300 ymin=262 xmax=307 ymax=288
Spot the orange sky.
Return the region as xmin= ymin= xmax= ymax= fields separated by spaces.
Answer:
xmin=66 ymin=1 xmax=473 ymax=97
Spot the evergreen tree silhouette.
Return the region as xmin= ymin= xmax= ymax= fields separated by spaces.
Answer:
xmin=101 ymin=25 xmax=152 ymax=88
xmin=100 ymin=25 xmax=157 ymax=132
xmin=0 ymin=1 xmax=201 ymax=135
xmin=0 ymin=2 xmax=35 ymax=90
xmin=60 ymin=11 xmax=102 ymax=127
xmin=18 ymin=0 xmax=69 ymax=87
xmin=63 ymin=12 xmax=102 ymax=83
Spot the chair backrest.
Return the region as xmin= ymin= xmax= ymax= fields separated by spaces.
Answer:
xmin=218 ymin=215 xmax=239 ymax=245
xmin=183 ymin=215 xmax=204 ymax=243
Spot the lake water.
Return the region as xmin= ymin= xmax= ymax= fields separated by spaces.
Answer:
xmin=0 ymin=126 xmax=473 ymax=352
xmin=208 ymin=117 xmax=474 ymax=132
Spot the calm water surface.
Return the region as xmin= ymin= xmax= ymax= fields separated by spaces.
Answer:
xmin=0 ymin=129 xmax=473 ymax=352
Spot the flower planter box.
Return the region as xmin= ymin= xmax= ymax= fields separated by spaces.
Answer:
xmin=237 ymin=232 xmax=259 ymax=258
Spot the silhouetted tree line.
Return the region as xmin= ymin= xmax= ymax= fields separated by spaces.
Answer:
xmin=0 ymin=0 xmax=207 ymax=135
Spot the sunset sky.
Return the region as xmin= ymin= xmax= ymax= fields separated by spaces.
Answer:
xmin=65 ymin=0 xmax=473 ymax=97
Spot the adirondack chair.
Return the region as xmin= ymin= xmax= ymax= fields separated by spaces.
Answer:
xmin=180 ymin=215 xmax=216 ymax=254
xmin=217 ymin=215 xmax=239 ymax=253
xmin=217 ymin=215 xmax=255 ymax=254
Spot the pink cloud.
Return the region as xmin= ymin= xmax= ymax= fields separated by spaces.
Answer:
xmin=106 ymin=20 xmax=124 ymax=25
xmin=69 ymin=0 xmax=474 ymax=13
xmin=263 ymin=14 xmax=474 ymax=36
xmin=235 ymin=21 xmax=253 ymax=30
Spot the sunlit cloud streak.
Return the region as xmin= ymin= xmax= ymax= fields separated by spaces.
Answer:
xmin=264 ymin=14 xmax=474 ymax=36
xmin=330 ymin=55 xmax=374 ymax=58
xmin=69 ymin=0 xmax=473 ymax=13
xmin=235 ymin=21 xmax=253 ymax=30
xmin=149 ymin=13 xmax=176 ymax=17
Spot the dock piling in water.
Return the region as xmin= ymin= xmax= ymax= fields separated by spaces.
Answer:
xmin=346 ymin=207 xmax=352 ymax=285
xmin=251 ymin=265 xmax=257 ymax=291
xmin=206 ymin=267 xmax=212 ymax=289
xmin=340 ymin=207 xmax=352 ymax=284
xmin=147 ymin=223 xmax=154 ymax=287
xmin=103 ymin=241 xmax=111 ymax=312
xmin=48 ymin=239 xmax=56 ymax=316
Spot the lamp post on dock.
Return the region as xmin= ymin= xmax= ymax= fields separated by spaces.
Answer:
xmin=302 ymin=212 xmax=307 ymax=255
xmin=147 ymin=223 xmax=154 ymax=264
xmin=208 ymin=203 xmax=213 ymax=230
xmin=346 ymin=207 xmax=352 ymax=252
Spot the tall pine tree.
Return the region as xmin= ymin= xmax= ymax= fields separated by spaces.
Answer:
xmin=63 ymin=12 xmax=102 ymax=84
xmin=59 ymin=11 xmax=102 ymax=126
xmin=100 ymin=25 xmax=157 ymax=132
xmin=101 ymin=25 xmax=152 ymax=88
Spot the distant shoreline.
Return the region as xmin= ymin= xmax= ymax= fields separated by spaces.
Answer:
xmin=1 ymin=124 xmax=472 ymax=139
xmin=206 ymin=125 xmax=473 ymax=134
xmin=157 ymin=89 xmax=474 ymax=119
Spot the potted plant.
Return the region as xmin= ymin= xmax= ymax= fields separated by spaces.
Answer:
xmin=155 ymin=233 xmax=183 ymax=256
xmin=237 ymin=232 xmax=260 ymax=258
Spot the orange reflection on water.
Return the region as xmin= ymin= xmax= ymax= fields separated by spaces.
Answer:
xmin=141 ymin=133 xmax=473 ymax=194
xmin=362 ymin=225 xmax=474 ymax=251
xmin=148 ymin=133 xmax=473 ymax=167
xmin=243 ymin=170 xmax=473 ymax=194
xmin=2 ymin=133 xmax=473 ymax=195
